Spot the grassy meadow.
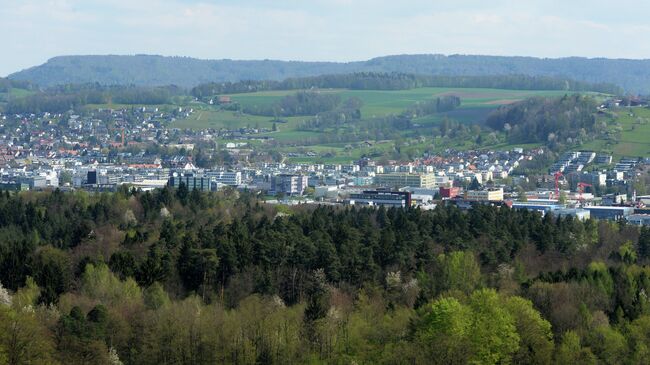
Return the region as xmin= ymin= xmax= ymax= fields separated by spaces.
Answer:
xmin=173 ymin=87 xmax=572 ymax=131
xmin=583 ymin=107 xmax=650 ymax=159
xmin=167 ymin=87 xmax=631 ymax=163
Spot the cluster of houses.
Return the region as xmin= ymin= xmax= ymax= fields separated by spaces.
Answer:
xmin=0 ymin=108 xmax=649 ymax=225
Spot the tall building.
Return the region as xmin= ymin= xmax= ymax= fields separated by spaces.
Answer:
xmin=270 ymin=174 xmax=309 ymax=196
xmin=168 ymin=174 xmax=213 ymax=192
xmin=87 ymin=170 xmax=98 ymax=185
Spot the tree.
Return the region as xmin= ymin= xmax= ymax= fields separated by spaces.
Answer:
xmin=586 ymin=325 xmax=628 ymax=365
xmin=0 ymin=305 xmax=58 ymax=365
xmin=143 ymin=282 xmax=170 ymax=310
xmin=555 ymin=331 xmax=597 ymax=365
xmin=503 ymin=296 xmax=554 ymax=364
xmin=437 ymin=251 xmax=481 ymax=295
xmin=415 ymin=289 xmax=520 ymax=365
xmin=415 ymin=296 xmax=472 ymax=364
xmin=81 ymin=263 xmax=142 ymax=306
xmin=178 ymin=246 xmax=219 ymax=301
xmin=467 ymin=289 xmax=520 ymax=365
xmin=638 ymin=227 xmax=650 ymax=260
xmin=31 ymin=246 xmax=72 ymax=304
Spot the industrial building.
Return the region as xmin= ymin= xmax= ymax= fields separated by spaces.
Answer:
xmin=375 ymin=173 xmax=436 ymax=189
xmin=348 ymin=190 xmax=412 ymax=208
xmin=584 ymin=206 xmax=634 ymax=220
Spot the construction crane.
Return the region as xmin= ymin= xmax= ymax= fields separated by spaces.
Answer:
xmin=551 ymin=171 xmax=563 ymax=200
xmin=577 ymin=182 xmax=592 ymax=204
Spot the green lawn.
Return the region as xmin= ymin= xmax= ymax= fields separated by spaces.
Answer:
xmin=583 ymin=107 xmax=650 ymax=158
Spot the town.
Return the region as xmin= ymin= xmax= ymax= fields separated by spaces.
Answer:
xmin=1 ymin=104 xmax=649 ymax=226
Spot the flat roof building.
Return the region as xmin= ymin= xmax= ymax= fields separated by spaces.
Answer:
xmin=348 ymin=190 xmax=412 ymax=208
xmin=168 ymin=174 xmax=213 ymax=192
xmin=376 ymin=173 xmax=436 ymax=189
xmin=584 ymin=206 xmax=634 ymax=220
xmin=465 ymin=188 xmax=504 ymax=202
xmin=270 ymin=174 xmax=309 ymax=196
xmin=626 ymin=214 xmax=650 ymax=226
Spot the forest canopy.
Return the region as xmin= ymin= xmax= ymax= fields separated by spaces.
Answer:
xmin=0 ymin=187 xmax=649 ymax=364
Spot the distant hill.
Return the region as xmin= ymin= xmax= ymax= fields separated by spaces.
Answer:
xmin=9 ymin=54 xmax=650 ymax=93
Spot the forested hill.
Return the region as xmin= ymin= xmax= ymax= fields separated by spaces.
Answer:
xmin=8 ymin=54 xmax=650 ymax=93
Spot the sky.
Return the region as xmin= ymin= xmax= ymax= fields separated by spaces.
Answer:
xmin=3 ymin=0 xmax=650 ymax=76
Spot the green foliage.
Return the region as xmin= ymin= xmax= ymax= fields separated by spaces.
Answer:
xmin=31 ymin=246 xmax=72 ymax=304
xmin=415 ymin=296 xmax=472 ymax=364
xmin=0 ymin=304 xmax=59 ymax=365
xmin=81 ymin=263 xmax=142 ymax=306
xmin=402 ymin=95 xmax=461 ymax=117
xmin=487 ymin=95 xmax=599 ymax=148
xmin=0 ymin=189 xmax=649 ymax=363
xmin=5 ymin=84 xmax=177 ymax=114
xmin=415 ymin=289 xmax=522 ymax=365
xmin=143 ymin=282 xmax=170 ymax=310
xmin=503 ymin=296 xmax=554 ymax=364
xmin=243 ymin=90 xmax=342 ymax=117
xmin=437 ymin=251 xmax=481 ymax=295
xmin=12 ymin=276 xmax=41 ymax=309
xmin=555 ymin=331 xmax=597 ymax=365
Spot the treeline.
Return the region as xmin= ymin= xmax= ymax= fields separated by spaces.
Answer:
xmin=486 ymin=94 xmax=600 ymax=148
xmin=402 ymin=95 xmax=461 ymax=117
xmin=191 ymin=72 xmax=622 ymax=98
xmin=297 ymin=97 xmax=364 ymax=130
xmin=1 ymin=188 xmax=650 ymax=363
xmin=0 ymin=77 xmax=34 ymax=93
xmin=4 ymin=84 xmax=180 ymax=114
xmin=242 ymin=90 xmax=342 ymax=117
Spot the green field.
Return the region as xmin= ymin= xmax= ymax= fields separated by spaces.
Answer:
xmin=174 ymin=87 xmax=573 ymax=131
xmin=168 ymin=87 xmax=610 ymax=163
xmin=583 ymin=107 xmax=650 ymax=158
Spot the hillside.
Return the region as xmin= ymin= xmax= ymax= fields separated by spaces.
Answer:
xmin=0 ymin=77 xmax=35 ymax=108
xmin=8 ymin=54 xmax=650 ymax=93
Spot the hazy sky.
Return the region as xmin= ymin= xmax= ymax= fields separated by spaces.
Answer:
xmin=3 ymin=0 xmax=650 ymax=76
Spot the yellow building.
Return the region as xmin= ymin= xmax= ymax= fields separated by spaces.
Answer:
xmin=464 ymin=188 xmax=504 ymax=202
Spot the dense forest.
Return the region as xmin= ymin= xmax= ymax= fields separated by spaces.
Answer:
xmin=486 ymin=94 xmax=601 ymax=148
xmin=191 ymin=72 xmax=621 ymax=98
xmin=1 ymin=187 xmax=650 ymax=364
xmin=8 ymin=54 xmax=648 ymax=93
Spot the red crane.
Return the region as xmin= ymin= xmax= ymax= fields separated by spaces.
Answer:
xmin=577 ymin=182 xmax=592 ymax=203
xmin=552 ymin=171 xmax=563 ymax=200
